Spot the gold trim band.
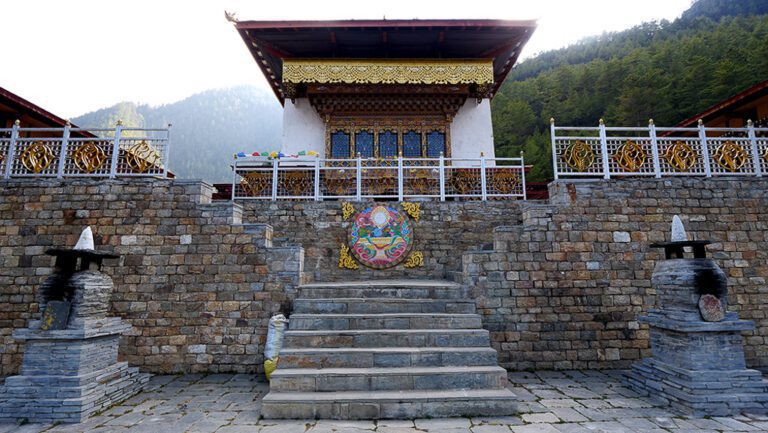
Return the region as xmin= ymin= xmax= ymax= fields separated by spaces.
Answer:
xmin=283 ymin=59 xmax=494 ymax=86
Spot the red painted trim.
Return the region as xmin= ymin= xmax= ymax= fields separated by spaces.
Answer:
xmin=0 ymin=86 xmax=94 ymax=134
xmin=674 ymin=79 xmax=768 ymax=127
xmin=236 ymin=19 xmax=537 ymax=31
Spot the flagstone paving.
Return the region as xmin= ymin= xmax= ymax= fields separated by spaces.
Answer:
xmin=2 ymin=370 xmax=768 ymax=432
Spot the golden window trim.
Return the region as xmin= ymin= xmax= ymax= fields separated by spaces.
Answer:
xmin=283 ymin=59 xmax=494 ymax=86
xmin=325 ymin=116 xmax=451 ymax=160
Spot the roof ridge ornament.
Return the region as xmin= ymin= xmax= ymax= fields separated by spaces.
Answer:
xmin=224 ymin=10 xmax=238 ymax=24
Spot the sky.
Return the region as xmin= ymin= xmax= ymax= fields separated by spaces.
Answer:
xmin=1 ymin=0 xmax=693 ymax=118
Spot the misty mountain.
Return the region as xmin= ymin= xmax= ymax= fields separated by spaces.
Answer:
xmin=73 ymin=86 xmax=282 ymax=182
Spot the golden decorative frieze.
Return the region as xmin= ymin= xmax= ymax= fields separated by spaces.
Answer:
xmin=563 ymin=140 xmax=595 ymax=172
xmin=712 ymin=140 xmax=748 ymax=172
xmin=71 ymin=141 xmax=108 ymax=173
xmin=283 ymin=59 xmax=494 ymax=86
xmin=338 ymin=243 xmax=359 ymax=270
xmin=20 ymin=141 xmax=55 ymax=173
xmin=125 ymin=140 xmax=161 ymax=174
xmin=401 ymin=202 xmax=420 ymax=222
xmin=663 ymin=141 xmax=698 ymax=172
xmin=404 ymin=251 xmax=424 ymax=268
xmin=613 ymin=140 xmax=647 ymax=172
xmin=341 ymin=202 xmax=355 ymax=220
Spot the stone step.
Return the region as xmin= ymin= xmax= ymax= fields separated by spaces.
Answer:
xmin=278 ymin=347 xmax=499 ymax=369
xmin=270 ymin=366 xmax=507 ymax=392
xmin=289 ymin=313 xmax=482 ymax=330
xmin=261 ymin=388 xmax=517 ymax=419
xmin=298 ymin=280 xmax=467 ymax=300
xmin=283 ymin=329 xmax=490 ymax=348
xmin=292 ymin=298 xmax=476 ymax=314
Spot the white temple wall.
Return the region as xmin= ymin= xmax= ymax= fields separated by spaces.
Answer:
xmin=281 ymin=98 xmax=325 ymax=156
xmin=450 ymin=98 xmax=495 ymax=161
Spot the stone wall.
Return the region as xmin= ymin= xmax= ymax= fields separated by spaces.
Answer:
xmin=1 ymin=177 xmax=767 ymax=376
xmin=0 ymin=179 xmax=305 ymax=376
xmin=241 ymin=200 xmax=522 ymax=281
xmin=463 ymin=178 xmax=768 ymax=371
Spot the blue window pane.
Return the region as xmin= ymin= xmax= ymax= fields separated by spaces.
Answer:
xmin=330 ymin=131 xmax=350 ymax=158
xmin=426 ymin=131 xmax=446 ymax=157
xmin=403 ymin=131 xmax=422 ymax=157
xmin=378 ymin=130 xmax=398 ymax=157
xmin=355 ymin=131 xmax=374 ymax=158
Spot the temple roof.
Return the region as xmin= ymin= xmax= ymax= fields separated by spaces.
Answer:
xmin=234 ymin=19 xmax=537 ymax=103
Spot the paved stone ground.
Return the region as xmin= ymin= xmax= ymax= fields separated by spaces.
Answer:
xmin=2 ymin=370 xmax=768 ymax=433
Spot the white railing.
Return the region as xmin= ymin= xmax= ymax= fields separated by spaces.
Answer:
xmin=0 ymin=121 xmax=171 ymax=179
xmin=551 ymin=119 xmax=768 ymax=179
xmin=232 ymin=154 xmax=526 ymax=201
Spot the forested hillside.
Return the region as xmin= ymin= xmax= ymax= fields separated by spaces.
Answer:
xmin=493 ymin=0 xmax=768 ymax=180
xmin=74 ymin=86 xmax=282 ymax=182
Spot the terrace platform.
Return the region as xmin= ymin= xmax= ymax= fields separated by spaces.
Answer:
xmin=3 ymin=371 xmax=768 ymax=432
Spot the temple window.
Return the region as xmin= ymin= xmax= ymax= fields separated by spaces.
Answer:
xmin=426 ymin=131 xmax=446 ymax=158
xmin=402 ymin=131 xmax=423 ymax=157
xmin=354 ymin=131 xmax=375 ymax=158
xmin=325 ymin=118 xmax=450 ymax=159
xmin=330 ymin=131 xmax=351 ymax=158
xmin=378 ymin=130 xmax=398 ymax=158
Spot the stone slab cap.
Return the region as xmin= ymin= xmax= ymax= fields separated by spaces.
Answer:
xmin=638 ymin=312 xmax=754 ymax=332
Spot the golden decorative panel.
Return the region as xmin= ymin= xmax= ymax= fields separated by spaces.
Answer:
xmin=401 ymin=202 xmax=420 ymax=222
xmin=404 ymin=251 xmax=424 ymax=268
xmin=490 ymin=169 xmax=519 ymax=194
xmin=125 ymin=140 xmax=161 ymax=173
xmin=712 ymin=140 xmax=748 ymax=172
xmin=283 ymin=59 xmax=494 ymax=86
xmin=20 ymin=141 xmax=55 ymax=173
xmin=663 ymin=141 xmax=698 ymax=172
xmin=71 ymin=141 xmax=108 ymax=173
xmin=240 ymin=172 xmax=272 ymax=197
xmin=341 ymin=202 xmax=355 ymax=220
xmin=450 ymin=170 xmax=480 ymax=195
xmin=338 ymin=243 xmax=359 ymax=270
xmin=563 ymin=140 xmax=595 ymax=172
xmin=613 ymin=140 xmax=646 ymax=172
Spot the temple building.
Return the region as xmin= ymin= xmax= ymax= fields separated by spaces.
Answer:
xmin=674 ymin=79 xmax=768 ymax=129
xmin=234 ymin=19 xmax=536 ymax=161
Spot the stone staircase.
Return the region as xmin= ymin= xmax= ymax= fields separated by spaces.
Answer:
xmin=261 ymin=280 xmax=516 ymax=419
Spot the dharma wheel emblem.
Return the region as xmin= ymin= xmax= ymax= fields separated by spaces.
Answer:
xmin=348 ymin=205 xmax=413 ymax=269
xmin=712 ymin=140 xmax=748 ymax=172
xmin=71 ymin=141 xmax=108 ymax=173
xmin=20 ymin=141 xmax=55 ymax=173
xmin=613 ymin=140 xmax=646 ymax=172
xmin=125 ymin=140 xmax=161 ymax=173
xmin=663 ymin=140 xmax=697 ymax=172
xmin=563 ymin=140 xmax=595 ymax=171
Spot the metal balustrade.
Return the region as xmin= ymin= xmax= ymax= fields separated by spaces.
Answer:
xmin=232 ymin=154 xmax=526 ymax=201
xmin=551 ymin=119 xmax=767 ymax=179
xmin=0 ymin=121 xmax=171 ymax=179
